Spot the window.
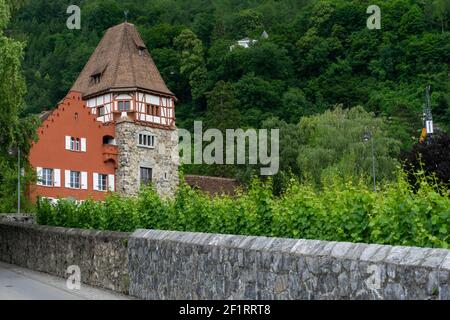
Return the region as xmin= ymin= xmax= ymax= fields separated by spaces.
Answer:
xmin=140 ymin=167 xmax=152 ymax=186
xmin=103 ymin=135 xmax=115 ymax=145
xmin=97 ymin=174 xmax=108 ymax=191
xmin=146 ymin=104 xmax=160 ymax=116
xmin=91 ymin=74 xmax=101 ymax=84
xmin=98 ymin=106 xmax=105 ymax=116
xmin=118 ymin=101 xmax=131 ymax=112
xmin=42 ymin=168 xmax=53 ymax=186
xmin=66 ymin=136 xmax=86 ymax=152
xmin=164 ymin=172 xmax=169 ymax=181
xmin=138 ymin=133 xmax=155 ymax=148
xmin=138 ymin=45 xmax=146 ymax=56
xmin=70 ymin=171 xmax=81 ymax=189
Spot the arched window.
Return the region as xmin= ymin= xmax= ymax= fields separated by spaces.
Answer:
xmin=103 ymin=135 xmax=116 ymax=145
xmin=76 ymin=138 xmax=81 ymax=151
xmin=70 ymin=137 xmax=75 ymax=150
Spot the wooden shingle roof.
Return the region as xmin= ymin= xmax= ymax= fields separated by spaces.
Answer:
xmin=71 ymin=22 xmax=174 ymax=98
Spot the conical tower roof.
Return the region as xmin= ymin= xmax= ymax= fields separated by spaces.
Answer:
xmin=71 ymin=22 xmax=174 ymax=98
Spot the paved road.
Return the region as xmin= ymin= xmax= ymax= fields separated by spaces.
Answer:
xmin=0 ymin=261 xmax=130 ymax=300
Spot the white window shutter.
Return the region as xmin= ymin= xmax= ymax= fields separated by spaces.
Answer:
xmin=65 ymin=136 xmax=71 ymax=150
xmin=81 ymin=138 xmax=87 ymax=152
xmin=54 ymin=169 xmax=61 ymax=187
xmin=81 ymin=172 xmax=88 ymax=189
xmin=36 ymin=167 xmax=43 ymax=185
xmin=108 ymin=174 xmax=115 ymax=192
xmin=65 ymin=170 xmax=70 ymax=188
xmin=93 ymin=173 xmax=98 ymax=191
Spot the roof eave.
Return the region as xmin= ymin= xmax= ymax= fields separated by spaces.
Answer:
xmin=82 ymin=86 xmax=177 ymax=101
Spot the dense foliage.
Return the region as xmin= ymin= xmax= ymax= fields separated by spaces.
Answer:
xmin=0 ymin=0 xmax=38 ymax=212
xmin=37 ymin=171 xmax=450 ymax=249
xmin=5 ymin=0 xmax=448 ymax=190
xmin=8 ymin=0 xmax=450 ymax=139
xmin=401 ymin=132 xmax=450 ymax=187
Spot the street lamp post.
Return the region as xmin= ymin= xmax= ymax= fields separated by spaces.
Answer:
xmin=9 ymin=146 xmax=21 ymax=214
xmin=17 ymin=148 xmax=21 ymax=214
xmin=363 ymin=132 xmax=376 ymax=192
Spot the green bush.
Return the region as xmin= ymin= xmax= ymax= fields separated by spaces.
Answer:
xmin=36 ymin=170 xmax=450 ymax=249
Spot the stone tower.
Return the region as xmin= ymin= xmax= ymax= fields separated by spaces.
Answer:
xmin=70 ymin=22 xmax=179 ymax=197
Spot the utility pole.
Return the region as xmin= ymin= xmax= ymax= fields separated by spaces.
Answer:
xmin=363 ymin=131 xmax=376 ymax=192
xmin=370 ymin=135 xmax=376 ymax=192
xmin=420 ymin=85 xmax=434 ymax=144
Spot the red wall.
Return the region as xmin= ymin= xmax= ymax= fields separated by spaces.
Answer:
xmin=29 ymin=92 xmax=116 ymax=202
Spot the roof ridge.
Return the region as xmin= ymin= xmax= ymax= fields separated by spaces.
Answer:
xmin=112 ymin=24 xmax=125 ymax=89
xmin=126 ymin=24 xmax=137 ymax=88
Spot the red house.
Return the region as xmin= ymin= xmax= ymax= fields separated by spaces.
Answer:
xmin=28 ymin=22 xmax=179 ymax=203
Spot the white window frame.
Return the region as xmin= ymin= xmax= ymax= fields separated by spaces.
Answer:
xmin=54 ymin=169 xmax=61 ymax=187
xmin=65 ymin=136 xmax=86 ymax=152
xmin=81 ymin=138 xmax=87 ymax=152
xmin=70 ymin=171 xmax=81 ymax=189
xmin=98 ymin=173 xmax=108 ymax=191
xmin=41 ymin=168 xmax=53 ymax=186
xmin=75 ymin=138 xmax=80 ymax=151
xmin=108 ymin=174 xmax=115 ymax=192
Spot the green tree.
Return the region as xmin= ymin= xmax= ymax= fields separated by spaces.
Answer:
xmin=230 ymin=9 xmax=263 ymax=38
xmin=431 ymin=0 xmax=450 ymax=33
xmin=174 ymin=28 xmax=208 ymax=103
xmin=234 ymin=73 xmax=284 ymax=127
xmin=297 ymin=106 xmax=401 ymax=187
xmin=0 ymin=0 xmax=37 ymax=212
xmin=204 ymin=81 xmax=241 ymax=130
xmin=281 ymin=87 xmax=312 ymax=122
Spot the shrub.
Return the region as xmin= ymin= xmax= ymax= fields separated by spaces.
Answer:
xmin=36 ymin=170 xmax=450 ymax=249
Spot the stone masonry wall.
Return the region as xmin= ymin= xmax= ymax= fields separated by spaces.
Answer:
xmin=128 ymin=229 xmax=450 ymax=300
xmin=0 ymin=214 xmax=35 ymax=224
xmin=1 ymin=221 xmax=449 ymax=299
xmin=0 ymin=222 xmax=130 ymax=294
xmin=115 ymin=118 xmax=179 ymax=198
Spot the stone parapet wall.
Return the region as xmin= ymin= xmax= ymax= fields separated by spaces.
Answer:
xmin=1 ymin=221 xmax=449 ymax=299
xmin=0 ymin=214 xmax=35 ymax=224
xmin=128 ymin=229 xmax=450 ymax=300
xmin=0 ymin=222 xmax=130 ymax=294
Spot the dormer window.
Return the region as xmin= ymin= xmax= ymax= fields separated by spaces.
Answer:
xmin=91 ymin=73 xmax=101 ymax=84
xmin=137 ymin=44 xmax=146 ymax=56
xmin=90 ymin=64 xmax=107 ymax=85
